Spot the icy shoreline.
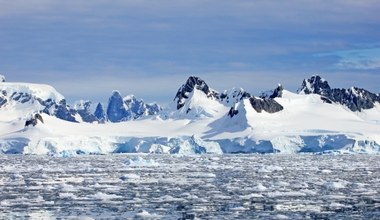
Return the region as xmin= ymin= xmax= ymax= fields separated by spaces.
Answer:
xmin=1 ymin=134 xmax=379 ymax=156
xmin=1 ymin=76 xmax=380 ymax=156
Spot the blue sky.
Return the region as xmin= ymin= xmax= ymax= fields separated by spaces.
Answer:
xmin=1 ymin=0 xmax=379 ymax=105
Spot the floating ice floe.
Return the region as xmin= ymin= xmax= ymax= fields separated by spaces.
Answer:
xmin=324 ymin=181 xmax=347 ymax=190
xmin=125 ymin=156 xmax=159 ymax=167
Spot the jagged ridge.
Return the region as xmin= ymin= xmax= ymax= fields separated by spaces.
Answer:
xmin=173 ymin=76 xmax=284 ymax=117
xmin=298 ymin=75 xmax=380 ymax=111
xmin=107 ymin=91 xmax=161 ymax=122
xmin=1 ymin=74 xmax=379 ymax=124
xmin=174 ymin=76 xmax=219 ymax=110
xmin=1 ymin=74 xmax=380 ymax=155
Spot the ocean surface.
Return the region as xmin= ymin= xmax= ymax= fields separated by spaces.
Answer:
xmin=0 ymin=154 xmax=379 ymax=219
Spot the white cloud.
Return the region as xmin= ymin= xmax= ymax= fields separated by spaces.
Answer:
xmin=317 ymin=47 xmax=380 ymax=70
xmin=1 ymin=0 xmax=379 ymax=103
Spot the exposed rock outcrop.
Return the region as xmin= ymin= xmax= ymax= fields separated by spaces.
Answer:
xmin=298 ymin=75 xmax=380 ymax=111
xmin=107 ymin=91 xmax=128 ymax=122
xmin=25 ymin=113 xmax=44 ymax=127
xmin=173 ymin=76 xmax=284 ymax=116
xmin=94 ymin=102 xmax=107 ymax=123
xmin=73 ymin=100 xmax=98 ymax=123
xmin=249 ymin=97 xmax=284 ymax=113
xmin=124 ymin=95 xmax=161 ymax=120
xmin=106 ymin=91 xmax=162 ymax=122
xmin=220 ymin=88 xmax=251 ymax=106
xmin=174 ymin=76 xmax=219 ymax=110
xmin=41 ymin=99 xmax=77 ymax=122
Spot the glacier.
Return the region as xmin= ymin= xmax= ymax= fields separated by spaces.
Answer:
xmin=0 ymin=75 xmax=380 ymax=155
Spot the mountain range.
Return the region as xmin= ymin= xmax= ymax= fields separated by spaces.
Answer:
xmin=0 ymin=74 xmax=379 ymax=155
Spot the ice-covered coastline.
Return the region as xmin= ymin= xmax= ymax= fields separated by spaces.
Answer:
xmin=1 ymin=75 xmax=379 ymax=156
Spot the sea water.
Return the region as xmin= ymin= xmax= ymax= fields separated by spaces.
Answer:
xmin=0 ymin=154 xmax=379 ymax=219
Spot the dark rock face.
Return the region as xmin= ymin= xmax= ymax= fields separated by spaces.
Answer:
xmin=48 ymin=100 xmax=77 ymax=122
xmin=11 ymin=92 xmax=32 ymax=104
xmin=174 ymin=76 xmax=283 ymax=115
xmin=174 ymin=76 xmax=218 ymax=110
xmin=249 ymin=97 xmax=284 ymax=113
xmin=330 ymin=87 xmax=380 ymax=112
xmin=105 ymin=92 xmax=161 ymax=123
xmin=260 ymin=84 xmax=284 ymax=99
xmin=107 ymin=91 xmax=128 ymax=122
xmin=25 ymin=113 xmax=44 ymax=127
xmin=25 ymin=118 xmax=37 ymax=127
xmin=125 ymin=96 xmax=144 ymax=118
xmin=0 ymin=97 xmax=6 ymax=107
xmin=145 ymin=103 xmax=161 ymax=116
xmin=298 ymin=75 xmax=331 ymax=97
xmin=38 ymin=99 xmax=77 ymax=122
xmin=220 ymin=89 xmax=251 ymax=106
xmin=74 ymin=101 xmax=98 ymax=123
xmin=228 ymin=107 xmax=239 ymax=118
xmin=252 ymin=84 xmax=284 ymax=113
xmin=94 ymin=102 xmax=107 ymax=123
xmin=270 ymin=84 xmax=283 ymax=99
xmin=0 ymin=87 xmax=78 ymax=122
xmin=0 ymin=90 xmax=7 ymax=107
xmin=124 ymin=95 xmax=161 ymax=120
xmin=298 ymin=75 xmax=380 ymax=111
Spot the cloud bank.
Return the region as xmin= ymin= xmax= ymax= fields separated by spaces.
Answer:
xmin=0 ymin=0 xmax=379 ymax=103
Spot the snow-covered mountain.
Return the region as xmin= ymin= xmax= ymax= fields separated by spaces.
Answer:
xmin=167 ymin=76 xmax=284 ymax=119
xmin=166 ymin=76 xmax=223 ymax=119
xmin=0 ymin=76 xmax=161 ymax=123
xmin=106 ymin=91 xmax=161 ymax=122
xmin=298 ymin=75 xmax=380 ymax=111
xmin=94 ymin=102 xmax=107 ymax=123
xmin=0 ymin=81 xmax=77 ymax=122
xmin=174 ymin=76 xmax=219 ymax=110
xmin=73 ymin=100 xmax=98 ymax=123
xmin=0 ymin=75 xmax=379 ymax=155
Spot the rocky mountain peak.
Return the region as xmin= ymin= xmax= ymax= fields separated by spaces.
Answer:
xmin=174 ymin=76 xmax=218 ymax=110
xmin=171 ymin=76 xmax=284 ymax=118
xmin=124 ymin=94 xmax=161 ymax=120
xmin=73 ymin=100 xmax=97 ymax=123
xmin=260 ymin=84 xmax=284 ymax=99
xmin=298 ymin=75 xmax=380 ymax=111
xmin=220 ymin=88 xmax=251 ymax=106
xmin=0 ymin=74 xmax=5 ymax=82
xmin=107 ymin=90 xmax=127 ymax=122
xmin=298 ymin=75 xmax=331 ymax=97
xmin=332 ymin=87 xmax=380 ymax=112
xmin=94 ymin=102 xmax=107 ymax=123
xmin=105 ymin=91 xmax=161 ymax=122
xmin=73 ymin=100 xmax=92 ymax=111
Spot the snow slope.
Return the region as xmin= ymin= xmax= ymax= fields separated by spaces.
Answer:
xmin=0 ymin=82 xmax=65 ymax=121
xmin=0 ymin=82 xmax=64 ymax=102
xmin=165 ymin=88 xmax=229 ymax=119
xmin=0 ymin=79 xmax=379 ymax=155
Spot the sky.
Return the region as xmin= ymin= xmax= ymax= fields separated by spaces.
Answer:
xmin=0 ymin=0 xmax=379 ymax=105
